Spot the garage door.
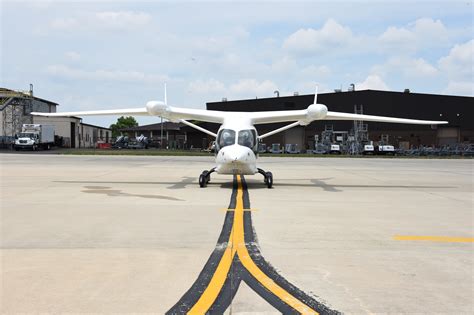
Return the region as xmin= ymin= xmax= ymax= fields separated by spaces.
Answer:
xmin=437 ymin=127 xmax=459 ymax=145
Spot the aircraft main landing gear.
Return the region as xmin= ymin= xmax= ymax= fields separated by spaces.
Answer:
xmin=199 ymin=168 xmax=215 ymax=188
xmin=258 ymin=168 xmax=273 ymax=188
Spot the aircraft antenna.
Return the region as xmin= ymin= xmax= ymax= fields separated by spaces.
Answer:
xmin=314 ymin=85 xmax=318 ymax=104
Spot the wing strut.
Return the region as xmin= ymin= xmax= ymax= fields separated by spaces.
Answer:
xmin=179 ymin=119 xmax=217 ymax=138
xmin=258 ymin=121 xmax=301 ymax=139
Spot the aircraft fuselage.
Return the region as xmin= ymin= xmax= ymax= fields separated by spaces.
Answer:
xmin=214 ymin=121 xmax=259 ymax=175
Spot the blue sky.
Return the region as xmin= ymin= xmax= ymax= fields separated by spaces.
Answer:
xmin=1 ymin=0 xmax=473 ymax=127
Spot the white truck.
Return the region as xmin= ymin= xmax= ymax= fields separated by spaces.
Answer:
xmin=362 ymin=141 xmax=375 ymax=155
xmin=15 ymin=124 xmax=55 ymax=151
xmin=376 ymin=145 xmax=395 ymax=155
xmin=329 ymin=144 xmax=341 ymax=154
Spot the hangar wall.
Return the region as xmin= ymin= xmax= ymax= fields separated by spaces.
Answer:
xmin=207 ymin=89 xmax=473 ymax=150
xmin=33 ymin=116 xmax=111 ymax=148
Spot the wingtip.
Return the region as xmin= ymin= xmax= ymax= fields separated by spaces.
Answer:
xmin=30 ymin=112 xmax=47 ymax=116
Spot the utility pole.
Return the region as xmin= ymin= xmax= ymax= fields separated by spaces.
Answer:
xmin=160 ymin=116 xmax=164 ymax=149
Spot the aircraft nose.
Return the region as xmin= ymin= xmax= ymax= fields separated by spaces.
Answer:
xmin=222 ymin=145 xmax=251 ymax=163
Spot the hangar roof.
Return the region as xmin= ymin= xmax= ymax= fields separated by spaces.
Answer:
xmin=0 ymin=87 xmax=59 ymax=106
xmin=81 ymin=122 xmax=111 ymax=131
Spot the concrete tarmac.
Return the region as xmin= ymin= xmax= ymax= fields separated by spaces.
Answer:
xmin=1 ymin=154 xmax=473 ymax=314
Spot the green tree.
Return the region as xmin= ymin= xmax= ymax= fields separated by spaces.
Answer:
xmin=110 ymin=116 xmax=138 ymax=137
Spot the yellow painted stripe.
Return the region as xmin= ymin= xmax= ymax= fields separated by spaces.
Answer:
xmin=187 ymin=231 xmax=236 ymax=314
xmin=233 ymin=176 xmax=319 ymax=315
xmin=220 ymin=208 xmax=258 ymax=212
xmin=190 ymin=175 xmax=320 ymax=314
xmin=188 ymin=215 xmax=237 ymax=312
xmin=394 ymin=235 xmax=474 ymax=243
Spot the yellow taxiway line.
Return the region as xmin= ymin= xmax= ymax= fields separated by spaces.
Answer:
xmin=188 ymin=175 xmax=319 ymax=314
xmin=394 ymin=235 xmax=474 ymax=243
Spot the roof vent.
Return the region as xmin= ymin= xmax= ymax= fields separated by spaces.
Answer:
xmin=404 ymin=89 xmax=410 ymax=93
xmin=222 ymin=97 xmax=227 ymax=102
xmin=293 ymin=91 xmax=299 ymax=96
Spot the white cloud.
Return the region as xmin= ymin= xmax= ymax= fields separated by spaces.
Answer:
xmin=188 ymin=79 xmax=226 ymax=94
xmin=442 ymin=81 xmax=473 ymax=96
xmin=26 ymin=0 xmax=55 ymax=9
xmin=46 ymin=64 xmax=168 ymax=83
xmin=50 ymin=17 xmax=79 ymax=30
xmin=283 ymin=17 xmax=451 ymax=57
xmin=50 ymin=11 xmax=151 ymax=31
xmin=355 ymin=74 xmax=389 ymax=91
xmin=283 ymin=19 xmax=353 ymax=54
xmin=372 ymin=57 xmax=438 ymax=78
xmin=191 ymin=36 xmax=234 ymax=55
xmin=95 ymin=11 xmax=151 ymax=29
xmin=412 ymin=18 xmax=449 ymax=40
xmin=188 ymin=78 xmax=278 ymax=100
xmin=379 ymin=27 xmax=416 ymax=46
xmin=230 ymin=26 xmax=250 ymax=40
xmin=300 ymin=65 xmax=332 ymax=78
xmin=379 ymin=18 xmax=449 ymax=54
xmin=405 ymin=58 xmax=438 ymax=77
xmin=438 ymin=39 xmax=474 ymax=79
xmin=270 ymin=57 xmax=331 ymax=79
xmin=65 ymin=51 xmax=81 ymax=61
xmin=270 ymin=56 xmax=298 ymax=73
xmin=229 ymin=79 xmax=278 ymax=96
xmin=438 ymin=40 xmax=474 ymax=96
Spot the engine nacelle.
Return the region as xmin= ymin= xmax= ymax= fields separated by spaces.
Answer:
xmin=301 ymin=104 xmax=327 ymax=125
xmin=146 ymin=101 xmax=167 ymax=116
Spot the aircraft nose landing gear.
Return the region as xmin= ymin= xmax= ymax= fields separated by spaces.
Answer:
xmin=199 ymin=168 xmax=273 ymax=188
xmin=199 ymin=168 xmax=215 ymax=188
xmin=258 ymin=168 xmax=273 ymax=188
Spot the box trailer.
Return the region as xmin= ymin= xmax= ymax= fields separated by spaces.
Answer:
xmin=15 ymin=124 xmax=55 ymax=151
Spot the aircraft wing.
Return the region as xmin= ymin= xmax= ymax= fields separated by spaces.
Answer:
xmin=324 ymin=111 xmax=448 ymax=125
xmin=32 ymin=102 xmax=448 ymax=126
xmin=249 ymin=105 xmax=448 ymax=125
xmin=31 ymin=108 xmax=150 ymax=117
xmin=31 ymin=103 xmax=227 ymax=125
xmin=250 ymin=109 xmax=309 ymax=124
xmin=152 ymin=105 xmax=225 ymax=124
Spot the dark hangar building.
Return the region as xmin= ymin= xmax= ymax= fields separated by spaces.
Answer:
xmin=206 ymin=89 xmax=473 ymax=151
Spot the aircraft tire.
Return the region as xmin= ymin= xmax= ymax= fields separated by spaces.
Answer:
xmin=199 ymin=174 xmax=207 ymax=188
xmin=202 ymin=170 xmax=211 ymax=183
xmin=265 ymin=172 xmax=273 ymax=188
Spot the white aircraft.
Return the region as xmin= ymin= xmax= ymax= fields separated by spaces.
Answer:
xmin=32 ymin=86 xmax=448 ymax=188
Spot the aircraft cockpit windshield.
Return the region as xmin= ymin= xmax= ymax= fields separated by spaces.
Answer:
xmin=217 ymin=129 xmax=236 ymax=149
xmin=216 ymin=128 xmax=257 ymax=152
xmin=238 ymin=129 xmax=257 ymax=150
